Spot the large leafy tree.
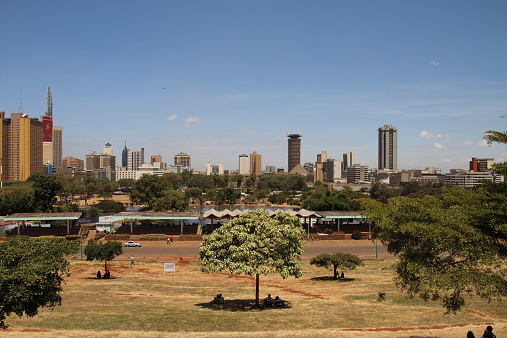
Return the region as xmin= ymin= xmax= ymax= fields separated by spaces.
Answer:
xmin=0 ymin=236 xmax=80 ymax=329
xmin=130 ymin=174 xmax=169 ymax=209
xmin=199 ymin=209 xmax=306 ymax=305
xmin=28 ymin=174 xmax=62 ymax=212
xmin=84 ymin=240 xmax=123 ymax=271
xmin=361 ymin=185 xmax=507 ymax=313
xmin=484 ymin=117 xmax=507 ymax=174
xmin=310 ymin=253 xmax=363 ymax=279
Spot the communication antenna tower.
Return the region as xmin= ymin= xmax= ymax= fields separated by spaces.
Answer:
xmin=46 ymin=85 xmax=53 ymax=116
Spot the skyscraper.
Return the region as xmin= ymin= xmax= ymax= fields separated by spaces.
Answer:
xmin=122 ymin=142 xmax=128 ymax=168
xmin=103 ymin=142 xmax=113 ymax=156
xmin=342 ymin=152 xmax=355 ymax=171
xmin=0 ymin=112 xmax=43 ymax=181
xmin=127 ymin=148 xmax=144 ymax=171
xmin=378 ymin=125 xmax=398 ymax=170
xmin=287 ymin=134 xmax=301 ymax=172
xmin=250 ymin=151 xmax=262 ymax=175
xmin=238 ymin=154 xmax=249 ymax=175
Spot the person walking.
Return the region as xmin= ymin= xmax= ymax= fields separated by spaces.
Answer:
xmin=130 ymin=254 xmax=135 ymax=265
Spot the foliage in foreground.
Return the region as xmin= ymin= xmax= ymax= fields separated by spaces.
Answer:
xmin=361 ymin=185 xmax=507 ymax=314
xmin=310 ymin=253 xmax=363 ymax=279
xmin=199 ymin=209 xmax=306 ymax=304
xmin=0 ymin=236 xmax=80 ymax=329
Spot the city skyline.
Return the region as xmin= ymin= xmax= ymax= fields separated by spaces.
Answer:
xmin=1 ymin=1 xmax=506 ymax=173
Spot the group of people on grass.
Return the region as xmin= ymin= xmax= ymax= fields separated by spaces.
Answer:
xmin=467 ymin=325 xmax=496 ymax=338
xmin=96 ymin=270 xmax=111 ymax=279
xmin=263 ymin=294 xmax=284 ymax=308
xmin=210 ymin=293 xmax=285 ymax=308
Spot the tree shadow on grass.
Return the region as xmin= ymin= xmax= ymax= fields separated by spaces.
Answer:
xmin=310 ymin=276 xmax=356 ymax=282
xmin=195 ymin=299 xmax=292 ymax=312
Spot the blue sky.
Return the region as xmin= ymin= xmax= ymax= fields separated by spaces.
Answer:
xmin=1 ymin=0 xmax=506 ymax=173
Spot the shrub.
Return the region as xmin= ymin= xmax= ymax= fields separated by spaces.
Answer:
xmin=323 ymin=228 xmax=333 ymax=235
xmin=351 ymin=230 xmax=363 ymax=240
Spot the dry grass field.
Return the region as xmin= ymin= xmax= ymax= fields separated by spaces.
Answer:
xmin=3 ymin=258 xmax=506 ymax=337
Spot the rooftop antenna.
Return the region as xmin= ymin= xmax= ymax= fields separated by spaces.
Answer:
xmin=46 ymin=85 xmax=53 ymax=116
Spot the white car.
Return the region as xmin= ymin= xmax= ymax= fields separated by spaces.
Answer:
xmin=124 ymin=241 xmax=141 ymax=247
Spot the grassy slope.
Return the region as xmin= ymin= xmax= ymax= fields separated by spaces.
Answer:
xmin=3 ymin=259 xmax=506 ymax=337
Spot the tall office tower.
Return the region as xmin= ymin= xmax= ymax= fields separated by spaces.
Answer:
xmin=250 ymin=151 xmax=262 ymax=175
xmin=287 ymin=134 xmax=302 ymax=172
xmin=378 ymin=125 xmax=398 ymax=170
xmin=122 ymin=142 xmax=128 ymax=167
xmin=127 ymin=148 xmax=144 ymax=171
xmin=342 ymin=152 xmax=355 ymax=171
xmin=52 ymin=126 xmax=63 ymax=168
xmin=103 ymin=142 xmax=113 ymax=156
xmin=0 ymin=112 xmax=43 ymax=181
xmin=316 ymin=151 xmax=328 ymax=163
xmin=174 ymin=152 xmax=191 ymax=168
xmin=239 ymin=154 xmax=249 ymax=174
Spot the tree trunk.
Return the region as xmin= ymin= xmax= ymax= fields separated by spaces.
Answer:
xmin=333 ymin=265 xmax=338 ymax=279
xmin=255 ymin=274 xmax=260 ymax=305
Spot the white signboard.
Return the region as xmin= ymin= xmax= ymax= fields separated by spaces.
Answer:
xmin=164 ymin=263 xmax=176 ymax=272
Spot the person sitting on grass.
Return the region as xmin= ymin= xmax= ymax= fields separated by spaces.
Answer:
xmin=212 ymin=294 xmax=224 ymax=304
xmin=274 ymin=296 xmax=284 ymax=308
xmin=264 ymin=294 xmax=274 ymax=307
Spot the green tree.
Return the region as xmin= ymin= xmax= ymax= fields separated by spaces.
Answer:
xmin=361 ymin=185 xmax=507 ymax=313
xmin=0 ymin=190 xmax=34 ymax=214
xmin=484 ymin=118 xmax=507 ymax=174
xmin=153 ymin=189 xmax=188 ymax=211
xmin=84 ymin=240 xmax=123 ymax=271
xmin=235 ymin=174 xmax=244 ymax=190
xmin=162 ymin=172 xmax=183 ymax=189
xmin=0 ymin=236 xmax=79 ymax=329
xmin=96 ymin=180 xmax=119 ymax=200
xmin=29 ymin=174 xmax=62 ymax=212
xmin=94 ymin=200 xmax=126 ymax=213
xmin=200 ymin=209 xmax=306 ymax=305
xmin=130 ymin=174 xmax=169 ymax=209
xmin=310 ymin=253 xmax=363 ymax=279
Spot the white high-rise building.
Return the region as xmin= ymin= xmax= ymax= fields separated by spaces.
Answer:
xmin=127 ymin=148 xmax=144 ymax=171
xmin=103 ymin=142 xmax=113 ymax=156
xmin=239 ymin=154 xmax=249 ymax=175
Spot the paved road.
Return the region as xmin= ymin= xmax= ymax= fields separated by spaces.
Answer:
xmin=118 ymin=239 xmax=395 ymax=262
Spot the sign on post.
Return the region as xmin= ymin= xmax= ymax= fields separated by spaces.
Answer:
xmin=163 ymin=262 xmax=176 ymax=280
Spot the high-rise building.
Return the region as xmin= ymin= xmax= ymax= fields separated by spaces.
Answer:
xmin=250 ymin=151 xmax=262 ymax=175
xmin=239 ymin=154 xmax=249 ymax=175
xmin=342 ymin=152 xmax=355 ymax=171
xmin=103 ymin=143 xmax=113 ymax=156
xmin=378 ymin=125 xmax=398 ymax=170
xmin=42 ymin=86 xmax=63 ymax=168
xmin=287 ymin=134 xmax=302 ymax=172
xmin=174 ymin=152 xmax=191 ymax=168
xmin=52 ymin=126 xmax=63 ymax=168
xmin=122 ymin=142 xmax=128 ymax=168
xmin=0 ymin=112 xmax=43 ymax=181
xmin=127 ymin=148 xmax=144 ymax=171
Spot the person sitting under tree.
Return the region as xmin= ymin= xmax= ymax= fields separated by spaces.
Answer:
xmin=263 ymin=294 xmax=274 ymax=307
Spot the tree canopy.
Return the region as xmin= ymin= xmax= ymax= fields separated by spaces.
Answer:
xmin=84 ymin=240 xmax=123 ymax=271
xmin=361 ymin=185 xmax=507 ymax=313
xmin=0 ymin=236 xmax=80 ymax=329
xmin=199 ymin=209 xmax=306 ymax=304
xmin=310 ymin=253 xmax=363 ymax=279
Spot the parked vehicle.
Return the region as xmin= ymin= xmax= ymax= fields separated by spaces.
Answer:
xmin=124 ymin=241 xmax=141 ymax=247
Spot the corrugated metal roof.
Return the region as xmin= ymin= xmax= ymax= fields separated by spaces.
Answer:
xmin=5 ymin=212 xmax=82 ymax=221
